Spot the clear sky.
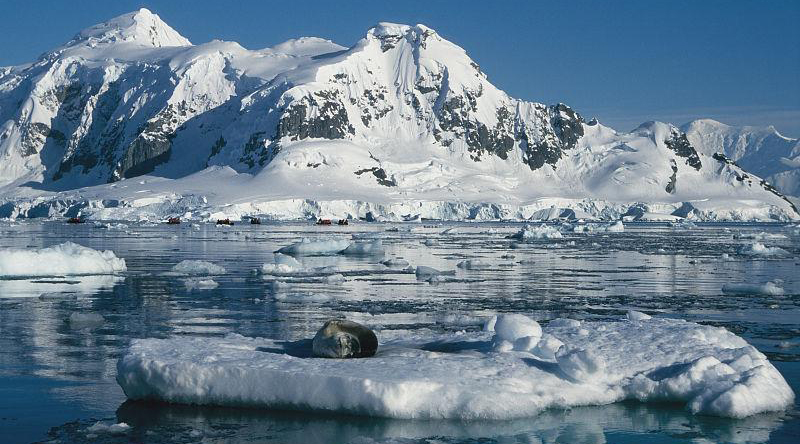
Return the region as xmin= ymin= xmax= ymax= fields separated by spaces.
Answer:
xmin=3 ymin=0 xmax=799 ymax=137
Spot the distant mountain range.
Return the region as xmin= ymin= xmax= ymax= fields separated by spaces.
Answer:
xmin=0 ymin=9 xmax=796 ymax=221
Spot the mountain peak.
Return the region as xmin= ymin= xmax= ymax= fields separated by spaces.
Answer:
xmin=68 ymin=8 xmax=191 ymax=49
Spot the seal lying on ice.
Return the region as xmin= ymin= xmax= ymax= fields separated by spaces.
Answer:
xmin=312 ymin=319 xmax=378 ymax=358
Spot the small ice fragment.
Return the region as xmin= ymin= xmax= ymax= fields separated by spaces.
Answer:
xmin=722 ymin=281 xmax=784 ymax=296
xmin=627 ymin=310 xmax=652 ymax=321
xmin=184 ymin=278 xmax=219 ymax=291
xmin=381 ymin=258 xmax=410 ymax=267
xmin=457 ymin=259 xmax=492 ymax=270
xmin=171 ymin=260 xmax=226 ymax=275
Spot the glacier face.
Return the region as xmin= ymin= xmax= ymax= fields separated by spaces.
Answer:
xmin=0 ymin=9 xmax=797 ymax=221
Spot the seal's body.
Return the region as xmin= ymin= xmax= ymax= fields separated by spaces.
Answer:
xmin=312 ymin=319 xmax=378 ymax=358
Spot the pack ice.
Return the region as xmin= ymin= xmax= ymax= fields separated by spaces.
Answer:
xmin=0 ymin=242 xmax=126 ymax=277
xmin=116 ymin=315 xmax=794 ymax=420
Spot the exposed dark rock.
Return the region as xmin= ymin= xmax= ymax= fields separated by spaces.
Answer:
xmin=666 ymin=159 xmax=678 ymax=194
xmin=517 ymin=103 xmax=584 ymax=171
xmin=665 ymin=130 xmax=702 ymax=170
xmin=276 ymin=93 xmax=355 ymax=141
xmin=354 ymin=167 xmax=396 ymax=187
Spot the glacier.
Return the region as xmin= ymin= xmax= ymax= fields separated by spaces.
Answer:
xmin=0 ymin=9 xmax=797 ymax=222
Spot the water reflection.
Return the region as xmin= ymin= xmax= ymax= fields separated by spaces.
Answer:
xmin=41 ymin=400 xmax=789 ymax=443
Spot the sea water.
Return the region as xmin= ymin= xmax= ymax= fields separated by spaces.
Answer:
xmin=0 ymin=220 xmax=797 ymax=443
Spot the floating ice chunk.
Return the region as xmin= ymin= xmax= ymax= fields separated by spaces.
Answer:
xmin=457 ymin=259 xmax=493 ymax=270
xmin=381 ymin=258 xmax=410 ymax=267
xmin=116 ymin=317 xmax=795 ymax=419
xmin=556 ymin=346 xmax=606 ymax=382
xmin=277 ymin=238 xmax=351 ymax=256
xmin=627 ymin=310 xmax=652 ymax=321
xmin=324 ymin=274 xmax=346 ymax=284
xmin=492 ymin=314 xmax=542 ymax=350
xmin=509 ymin=224 xmax=563 ymax=241
xmin=274 ymin=292 xmax=331 ymax=302
xmin=340 ymin=240 xmax=385 ymax=256
xmin=260 ymin=263 xmax=298 ymax=275
xmin=739 ymin=242 xmax=788 ymax=256
xmin=69 ymin=312 xmax=105 ymax=329
xmin=422 ymin=239 xmax=438 ymax=247
xmin=441 ymin=227 xmax=458 ymax=235
xmin=86 ymin=421 xmax=130 ymax=435
xmin=722 ymin=281 xmax=784 ymax=296
xmin=0 ymin=242 xmax=126 ymax=277
xmin=572 ymin=222 xmax=624 ymax=233
xmin=414 ymin=266 xmax=454 ymax=279
xmin=183 ymin=278 xmax=219 ymax=291
xmin=171 ymin=260 xmax=226 ymax=275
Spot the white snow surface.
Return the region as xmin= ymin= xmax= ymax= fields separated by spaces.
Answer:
xmin=116 ymin=316 xmax=794 ymax=420
xmin=0 ymin=242 xmax=126 ymax=277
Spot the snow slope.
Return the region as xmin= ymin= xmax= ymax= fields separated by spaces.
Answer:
xmin=0 ymin=10 xmax=796 ymax=221
xmin=683 ymin=119 xmax=800 ymax=197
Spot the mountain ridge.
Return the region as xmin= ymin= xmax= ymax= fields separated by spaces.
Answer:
xmin=0 ymin=10 xmax=796 ymax=221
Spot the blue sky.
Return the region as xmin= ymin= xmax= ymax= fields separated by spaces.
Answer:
xmin=3 ymin=0 xmax=799 ymax=137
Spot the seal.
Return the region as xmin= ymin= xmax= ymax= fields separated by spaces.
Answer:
xmin=312 ymin=319 xmax=378 ymax=358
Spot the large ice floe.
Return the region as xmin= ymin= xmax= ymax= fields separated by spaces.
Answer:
xmin=0 ymin=242 xmax=126 ymax=277
xmin=276 ymin=238 xmax=352 ymax=256
xmin=117 ymin=315 xmax=794 ymax=420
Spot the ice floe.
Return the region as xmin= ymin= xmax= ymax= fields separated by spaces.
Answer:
xmin=457 ymin=259 xmax=493 ymax=270
xmin=276 ymin=238 xmax=351 ymax=256
xmin=722 ymin=281 xmax=785 ymax=296
xmin=340 ymin=239 xmax=385 ymax=256
xmin=183 ymin=278 xmax=219 ymax=291
xmin=171 ymin=260 xmax=227 ymax=275
xmin=509 ymin=224 xmax=563 ymax=241
xmin=0 ymin=242 xmax=126 ymax=277
xmin=739 ymin=242 xmax=789 ymax=256
xmin=116 ymin=315 xmax=794 ymax=419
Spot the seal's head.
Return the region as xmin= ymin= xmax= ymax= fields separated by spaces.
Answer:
xmin=312 ymin=319 xmax=378 ymax=358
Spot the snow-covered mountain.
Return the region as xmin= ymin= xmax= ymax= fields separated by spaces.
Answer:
xmin=0 ymin=9 xmax=796 ymax=221
xmin=683 ymin=119 xmax=800 ymax=198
